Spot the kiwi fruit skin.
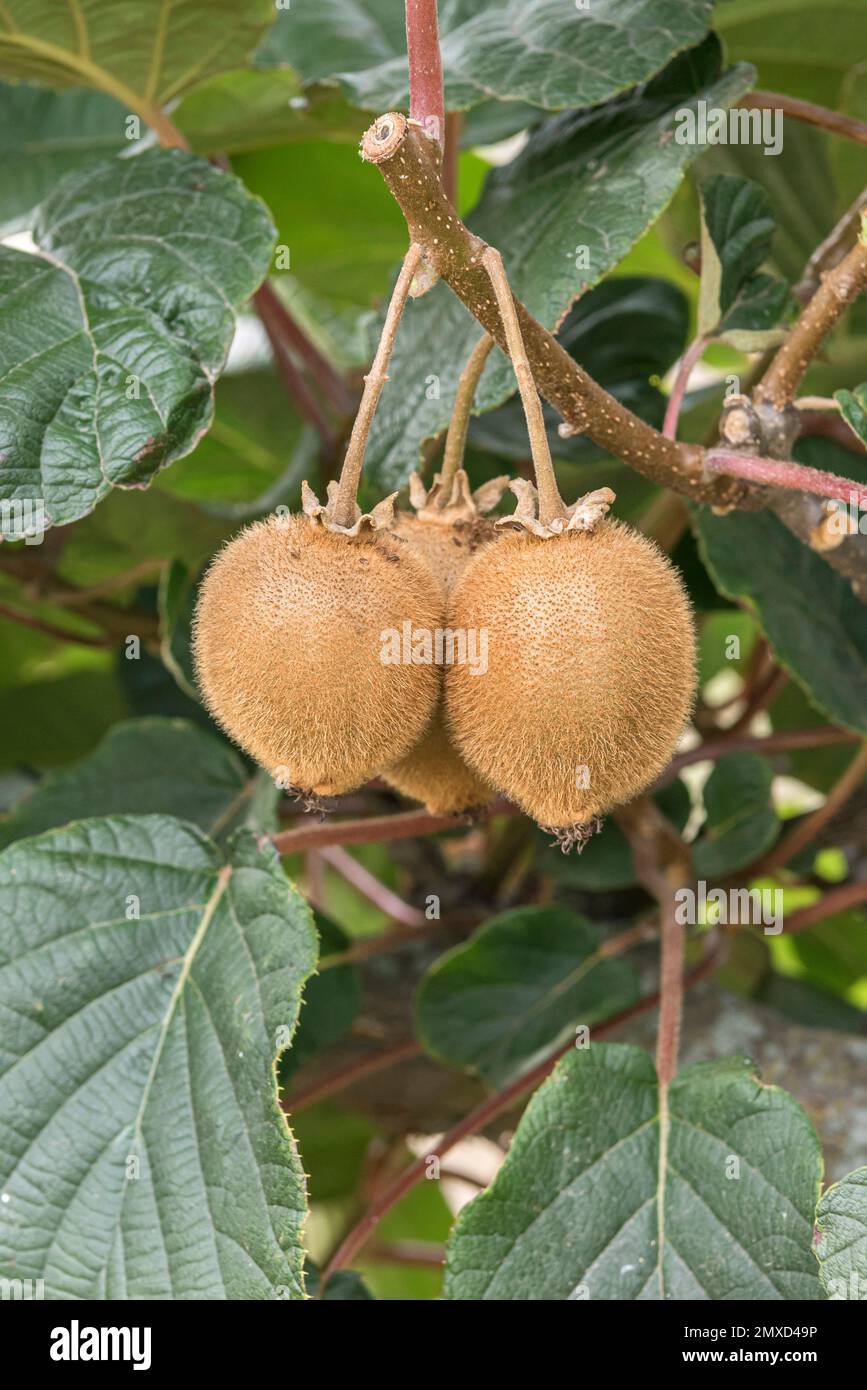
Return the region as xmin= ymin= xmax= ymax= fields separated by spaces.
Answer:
xmin=444 ymin=520 xmax=695 ymax=829
xmin=193 ymin=514 xmax=442 ymax=797
xmin=383 ymin=511 xmax=497 ymax=815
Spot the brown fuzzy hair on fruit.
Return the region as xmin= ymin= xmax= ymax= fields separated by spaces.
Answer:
xmin=382 ymin=468 xmax=506 ymax=815
xmin=193 ymin=510 xmax=443 ymax=799
xmin=444 ymin=509 xmax=695 ymax=839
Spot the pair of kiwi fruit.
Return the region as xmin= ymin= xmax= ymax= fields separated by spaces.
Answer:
xmin=193 ymin=468 xmax=694 ymax=840
xmin=193 ymin=252 xmax=695 ymax=843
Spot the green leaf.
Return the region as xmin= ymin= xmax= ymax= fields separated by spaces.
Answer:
xmin=416 ymin=908 xmax=640 ymax=1088
xmin=693 ymin=753 xmax=780 ymax=879
xmin=697 ymin=174 xmax=791 ymax=347
xmin=444 ymin=1045 xmax=823 ymax=1300
xmin=0 ymin=149 xmax=275 ymax=536
xmin=693 ymin=506 xmax=867 ymax=734
xmin=233 ymin=140 xmax=405 ymax=309
xmin=0 ymin=1 xmax=273 ymax=106
xmin=0 ymin=669 xmax=126 ymax=770
xmin=0 ymin=718 xmax=277 ymax=850
xmin=259 ymin=0 xmax=715 ymax=115
xmin=0 ymin=83 xmax=125 ymax=235
xmin=815 ymin=1168 xmax=867 ymax=1300
xmin=836 ymin=384 xmax=867 ymax=448
xmin=175 ymin=73 xmax=362 ymax=154
xmin=365 ymin=38 xmax=754 ymax=488
xmin=0 ymin=815 xmax=318 ymax=1298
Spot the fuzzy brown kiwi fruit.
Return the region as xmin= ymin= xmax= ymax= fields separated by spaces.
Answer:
xmin=193 ymin=508 xmax=443 ymax=799
xmin=381 ymin=470 xmax=506 ymax=815
xmin=444 ymin=495 xmax=695 ymax=843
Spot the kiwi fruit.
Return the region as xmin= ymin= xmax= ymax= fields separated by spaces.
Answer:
xmin=444 ymin=510 xmax=695 ymax=842
xmin=193 ymin=509 xmax=443 ymax=799
xmin=383 ymin=470 xmax=506 ymax=815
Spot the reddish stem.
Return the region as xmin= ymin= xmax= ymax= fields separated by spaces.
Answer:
xmin=283 ymin=1039 xmax=421 ymax=1113
xmin=405 ymin=0 xmax=445 ymax=151
xmin=255 ymin=290 xmax=335 ymax=443
xmin=253 ymin=284 xmax=353 ymax=415
xmin=660 ymin=726 xmax=856 ymax=783
xmin=705 ymin=450 xmax=867 ymax=508
xmin=784 ymin=881 xmax=867 ymax=934
xmin=318 ymin=845 xmax=426 ymax=927
xmin=272 ymin=799 xmax=513 ymax=855
xmin=663 ymin=335 xmax=707 ymax=440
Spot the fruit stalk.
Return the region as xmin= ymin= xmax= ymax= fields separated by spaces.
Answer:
xmin=440 ymin=332 xmax=494 ymax=488
xmin=483 ymin=247 xmax=567 ymax=526
xmin=331 ymin=243 xmax=423 ymax=529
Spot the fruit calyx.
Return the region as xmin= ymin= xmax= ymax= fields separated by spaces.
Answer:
xmin=541 ymin=817 xmax=603 ymax=854
xmin=497 ymin=479 xmax=617 ymax=538
xmin=302 ymin=479 xmax=398 ymax=536
xmin=407 ymin=467 xmax=509 ymax=525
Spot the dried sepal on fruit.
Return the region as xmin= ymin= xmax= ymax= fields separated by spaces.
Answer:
xmin=384 ymin=466 xmax=507 ymax=816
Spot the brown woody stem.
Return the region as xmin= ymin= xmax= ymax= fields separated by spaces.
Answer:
xmin=332 ymin=243 xmax=423 ymax=527
xmin=756 ymin=236 xmax=867 ymax=407
xmin=440 ymin=332 xmax=494 ymax=488
xmin=359 ymin=113 xmax=735 ymax=506
xmin=483 ymin=247 xmax=567 ymax=524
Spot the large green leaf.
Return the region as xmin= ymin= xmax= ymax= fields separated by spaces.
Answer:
xmin=0 ymin=815 xmax=318 ymax=1299
xmin=416 ymin=908 xmax=640 ymax=1088
xmin=259 ymin=0 xmax=714 ymax=114
xmin=233 ymin=139 xmax=404 ymax=309
xmin=444 ymin=1045 xmax=822 ymax=1300
xmin=0 ymin=718 xmax=277 ymax=850
xmin=0 ymin=83 xmax=124 ymax=235
xmin=0 ymin=1 xmax=273 ymax=105
xmin=693 ymin=753 xmax=780 ymax=879
xmin=694 ymin=506 xmax=867 ymax=734
xmin=364 ymin=39 xmax=754 ymax=488
xmin=815 ymin=1168 xmax=867 ymax=1300
xmin=0 ymin=149 xmax=275 ymax=536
